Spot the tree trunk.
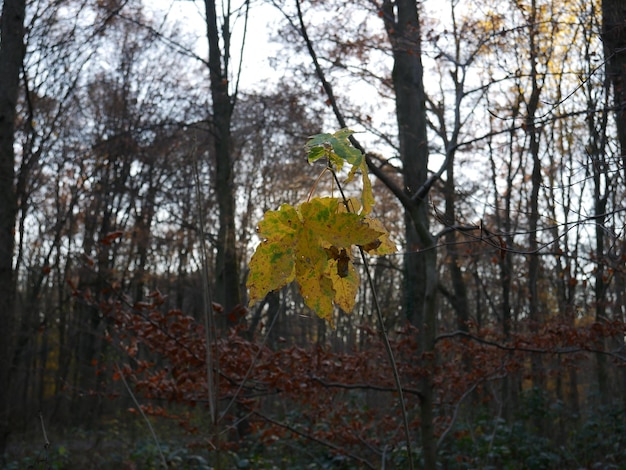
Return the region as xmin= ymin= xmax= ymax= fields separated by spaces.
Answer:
xmin=0 ymin=0 xmax=26 ymax=456
xmin=382 ymin=0 xmax=437 ymax=467
xmin=602 ymin=0 xmax=626 ymax=409
xmin=204 ymin=0 xmax=241 ymax=323
xmin=525 ymin=0 xmax=545 ymax=393
xmin=602 ymin=0 xmax=626 ymax=154
xmin=586 ymin=11 xmax=612 ymax=401
xmin=592 ymin=166 xmax=609 ymax=403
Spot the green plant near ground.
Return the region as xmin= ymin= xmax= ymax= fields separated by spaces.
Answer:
xmin=436 ymin=392 xmax=626 ymax=470
xmin=4 ymin=443 xmax=70 ymax=470
xmin=569 ymin=406 xmax=626 ymax=468
xmin=3 ymin=415 xmax=217 ymax=470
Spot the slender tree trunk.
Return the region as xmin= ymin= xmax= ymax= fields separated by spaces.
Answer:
xmin=382 ymin=1 xmax=437 ymax=467
xmin=586 ymin=19 xmax=612 ymax=402
xmin=440 ymin=0 xmax=470 ymax=332
xmin=601 ymin=0 xmax=626 ymax=408
xmin=443 ymin=159 xmax=469 ymax=330
xmin=204 ymin=0 xmax=241 ymax=322
xmin=0 ymin=0 xmax=26 ymax=456
xmin=492 ymin=120 xmax=518 ymax=420
xmin=602 ymin=0 xmax=626 ymax=154
xmin=132 ymin=178 xmax=158 ymax=301
xmin=589 ymin=137 xmax=610 ymax=404
xmin=525 ymin=0 xmax=545 ymax=392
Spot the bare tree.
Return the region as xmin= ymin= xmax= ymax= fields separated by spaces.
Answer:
xmin=203 ymin=0 xmax=243 ymax=321
xmin=602 ymin=0 xmax=626 ymax=154
xmin=0 ymin=0 xmax=26 ymax=456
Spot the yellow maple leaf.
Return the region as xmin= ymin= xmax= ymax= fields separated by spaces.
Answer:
xmin=247 ymin=194 xmax=395 ymax=324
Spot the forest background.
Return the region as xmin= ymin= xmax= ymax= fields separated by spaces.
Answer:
xmin=1 ymin=0 xmax=626 ymax=468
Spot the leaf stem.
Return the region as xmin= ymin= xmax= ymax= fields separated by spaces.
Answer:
xmin=307 ymin=165 xmax=330 ymax=202
xmin=330 ymin=168 xmax=415 ymax=469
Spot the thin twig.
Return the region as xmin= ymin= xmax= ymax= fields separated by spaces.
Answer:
xmin=39 ymin=412 xmax=50 ymax=449
xmin=435 ymin=330 xmax=626 ymax=360
xmin=329 ymin=167 xmax=415 ymax=469
xmin=286 ymin=3 xmax=415 ymax=465
xmin=192 ymin=150 xmax=219 ymax=425
xmin=115 ymin=363 xmax=168 ymax=469
xmin=358 ymin=244 xmax=415 ymax=467
xmin=310 ymin=375 xmax=423 ymax=398
xmin=436 ymin=372 xmax=506 ymax=449
xmin=38 ymin=411 xmax=52 ymax=468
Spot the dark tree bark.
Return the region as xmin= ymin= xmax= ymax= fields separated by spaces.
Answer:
xmin=603 ymin=0 xmax=626 ymax=414
xmin=204 ymin=0 xmax=241 ymax=321
xmin=601 ymin=0 xmax=626 ymax=405
xmin=603 ymin=0 xmax=626 ymax=154
xmin=381 ymin=1 xmax=437 ymax=468
xmin=0 ymin=0 xmax=26 ymax=456
xmin=525 ymin=0 xmax=545 ymax=391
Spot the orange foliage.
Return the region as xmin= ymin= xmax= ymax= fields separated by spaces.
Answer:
xmin=90 ymin=288 xmax=626 ymax=463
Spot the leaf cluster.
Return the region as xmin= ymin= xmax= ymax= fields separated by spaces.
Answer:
xmin=246 ymin=129 xmax=395 ymax=324
xmin=305 ymin=128 xmax=374 ymax=215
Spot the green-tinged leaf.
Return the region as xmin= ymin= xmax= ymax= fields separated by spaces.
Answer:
xmin=345 ymin=161 xmax=358 ymax=184
xmin=295 ymin=235 xmax=335 ymax=323
xmin=256 ymin=204 xmax=300 ymax=241
xmin=306 ymin=133 xmax=341 ymax=168
xmin=306 ymin=128 xmax=362 ymax=166
xmin=306 ymin=132 xmax=334 ymax=148
xmin=300 ymin=197 xmax=383 ymax=248
xmin=327 ymin=257 xmax=359 ymax=313
xmin=247 ymin=241 xmax=296 ymax=306
xmin=306 ymin=145 xmax=326 ymax=164
xmin=328 ymin=137 xmax=362 ymax=166
xmin=307 ymin=129 xmax=374 ymax=215
xmin=333 ymin=128 xmax=357 ymax=142
xmin=302 ymin=274 xmax=335 ymax=324
xmin=294 ymin=224 xmax=327 ymax=279
xmin=247 ymin=204 xmax=300 ymax=306
xmin=326 ymin=128 xmax=361 ymax=164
